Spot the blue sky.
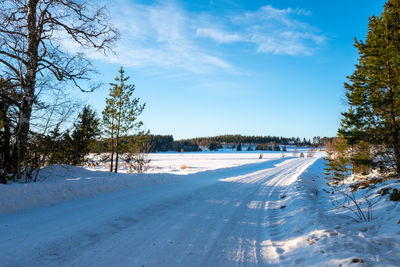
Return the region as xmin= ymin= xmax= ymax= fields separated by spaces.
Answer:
xmin=76 ymin=0 xmax=386 ymax=140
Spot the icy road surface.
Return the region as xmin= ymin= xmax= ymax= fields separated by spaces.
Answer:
xmin=1 ymin=155 xmax=337 ymax=266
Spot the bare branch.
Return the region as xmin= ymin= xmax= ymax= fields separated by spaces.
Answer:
xmin=0 ymin=0 xmax=118 ymax=176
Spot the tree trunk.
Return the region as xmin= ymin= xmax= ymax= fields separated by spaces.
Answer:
xmin=1 ymin=117 xmax=11 ymax=169
xmin=114 ymin=124 xmax=120 ymax=173
xmin=390 ymin=118 xmax=400 ymax=173
xmin=0 ymin=113 xmax=10 ymax=184
xmin=8 ymin=0 xmax=39 ymax=178
xmin=110 ymin=122 xmax=114 ymax=172
xmin=384 ymin=20 xmax=400 ymax=173
xmin=114 ymin=106 xmax=122 ymax=173
xmin=388 ymin=87 xmax=400 ymax=173
xmin=114 ymin=132 xmax=119 ymax=173
xmin=0 ymin=99 xmax=11 ymax=170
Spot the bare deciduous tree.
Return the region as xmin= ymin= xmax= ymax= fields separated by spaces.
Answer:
xmin=124 ymin=134 xmax=152 ymax=174
xmin=0 ymin=0 xmax=118 ymax=177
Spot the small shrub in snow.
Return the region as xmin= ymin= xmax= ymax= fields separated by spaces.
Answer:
xmin=125 ymin=153 xmax=150 ymax=173
xmin=389 ymin=188 xmax=400 ymax=201
xmin=330 ymin=186 xmax=376 ymax=222
xmin=124 ymin=134 xmax=151 ymax=174
xmin=168 ymin=165 xmax=176 ymax=171
xmin=351 ymin=258 xmax=364 ymax=264
xmin=236 ymin=143 xmax=242 ymax=151
xmin=311 ymin=186 xmax=319 ymax=198
xmin=306 ymin=236 xmax=317 ymax=245
xmin=307 ymin=148 xmax=315 ymax=158
xmin=180 ymin=165 xmax=189 ymax=170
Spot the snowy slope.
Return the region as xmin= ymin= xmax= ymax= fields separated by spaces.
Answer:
xmin=263 ymin=158 xmax=400 ymax=266
xmin=0 ymin=153 xmax=280 ymax=214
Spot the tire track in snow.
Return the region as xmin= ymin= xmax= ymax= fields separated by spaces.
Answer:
xmin=261 ymin=157 xmax=320 ymax=265
xmin=0 ymin=156 xmax=321 ymax=266
xmin=200 ymin=158 xmax=316 ymax=266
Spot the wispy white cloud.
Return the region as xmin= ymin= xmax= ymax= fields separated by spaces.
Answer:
xmin=83 ymin=1 xmax=325 ymax=74
xmin=196 ymin=28 xmax=243 ymax=43
xmin=98 ymin=0 xmax=234 ymax=74
xmin=198 ymin=5 xmax=325 ymax=56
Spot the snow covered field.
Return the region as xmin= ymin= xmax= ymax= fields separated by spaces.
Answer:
xmin=1 ymin=152 xmax=399 ymax=266
xmin=0 ymin=152 xmax=285 ymax=214
xmin=87 ymin=150 xmax=305 ymax=175
xmin=146 ymin=152 xmax=280 ymax=174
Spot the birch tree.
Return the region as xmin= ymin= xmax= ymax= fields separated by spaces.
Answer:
xmin=0 ymin=0 xmax=118 ymax=178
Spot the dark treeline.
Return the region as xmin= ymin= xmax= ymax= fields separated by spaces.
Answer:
xmin=91 ymin=134 xmax=332 ymax=153
xmin=182 ymin=135 xmax=328 ymax=146
xmin=91 ymin=135 xmax=200 ymax=153
xmin=175 ymin=135 xmax=332 ymax=151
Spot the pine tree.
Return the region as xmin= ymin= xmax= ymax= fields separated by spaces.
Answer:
xmin=339 ymin=0 xmax=400 ymax=173
xmin=351 ymin=141 xmax=373 ymax=174
xmin=68 ymin=106 xmax=100 ymax=165
xmin=323 ymin=155 xmax=350 ymax=186
xmin=323 ymin=137 xmax=352 ymax=185
xmin=102 ymin=67 xmax=145 ymax=173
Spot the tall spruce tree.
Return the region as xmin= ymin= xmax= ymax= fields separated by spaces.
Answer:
xmin=102 ymin=67 xmax=145 ymax=173
xmin=68 ymin=106 xmax=100 ymax=165
xmin=339 ymin=0 xmax=400 ymax=173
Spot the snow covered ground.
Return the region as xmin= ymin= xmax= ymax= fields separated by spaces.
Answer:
xmin=87 ymin=150 xmax=297 ymax=174
xmin=1 ymin=152 xmax=399 ymax=266
xmin=0 ymin=152 xmax=283 ymax=214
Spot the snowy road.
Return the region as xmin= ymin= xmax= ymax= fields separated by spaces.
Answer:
xmin=1 ymin=156 xmax=321 ymax=266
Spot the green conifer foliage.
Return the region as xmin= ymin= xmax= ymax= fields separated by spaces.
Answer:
xmin=340 ymin=0 xmax=400 ymax=173
xmin=68 ymin=106 xmax=100 ymax=165
xmin=102 ymin=67 xmax=145 ymax=173
xmin=323 ymin=137 xmax=352 ymax=186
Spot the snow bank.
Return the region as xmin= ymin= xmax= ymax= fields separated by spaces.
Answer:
xmin=272 ymin=157 xmax=400 ymax=266
xmin=0 ymin=165 xmax=183 ymax=214
xmin=0 ymin=153 xmax=280 ymax=214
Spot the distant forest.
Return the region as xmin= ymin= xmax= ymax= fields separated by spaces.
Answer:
xmin=91 ymin=134 xmax=333 ymax=153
